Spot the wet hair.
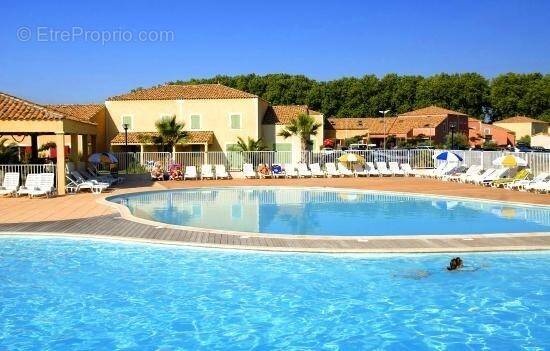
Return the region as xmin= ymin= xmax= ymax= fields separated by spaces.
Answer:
xmin=447 ymin=257 xmax=463 ymax=271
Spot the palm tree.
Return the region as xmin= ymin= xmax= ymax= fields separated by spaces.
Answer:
xmin=149 ymin=115 xmax=187 ymax=152
xmin=232 ymin=137 xmax=268 ymax=151
xmin=278 ymin=113 xmax=322 ymax=151
xmin=0 ymin=138 xmax=19 ymax=164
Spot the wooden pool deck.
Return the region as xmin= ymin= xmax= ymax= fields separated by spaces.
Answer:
xmin=1 ymin=177 xmax=549 ymax=253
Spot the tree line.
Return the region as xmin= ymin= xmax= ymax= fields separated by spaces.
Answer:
xmin=163 ymin=73 xmax=550 ymax=121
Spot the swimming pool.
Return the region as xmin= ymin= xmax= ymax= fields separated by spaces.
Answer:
xmin=1 ymin=237 xmax=548 ymax=349
xmin=108 ymin=187 xmax=550 ymax=236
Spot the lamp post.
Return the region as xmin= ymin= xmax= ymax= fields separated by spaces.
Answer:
xmin=122 ymin=123 xmax=129 ymax=172
xmin=449 ymin=122 xmax=456 ymax=150
xmin=379 ymin=109 xmax=390 ymax=150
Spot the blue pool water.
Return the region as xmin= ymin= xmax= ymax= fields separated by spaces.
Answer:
xmin=109 ymin=187 xmax=550 ymax=236
xmin=0 ymin=238 xmax=549 ymax=350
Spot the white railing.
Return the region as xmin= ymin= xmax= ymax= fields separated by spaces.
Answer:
xmin=0 ymin=164 xmax=56 ymax=183
xmin=91 ymin=149 xmax=550 ymax=175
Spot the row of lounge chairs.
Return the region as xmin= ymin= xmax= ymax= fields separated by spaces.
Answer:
xmin=153 ymin=165 xmax=231 ymax=181
xmin=242 ymin=162 xmax=416 ymax=178
xmin=424 ymin=163 xmax=550 ymax=193
xmin=66 ymin=168 xmax=122 ymax=194
xmin=0 ymin=172 xmax=55 ymax=198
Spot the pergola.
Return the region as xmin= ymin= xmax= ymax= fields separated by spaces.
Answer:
xmin=0 ymin=92 xmax=99 ymax=195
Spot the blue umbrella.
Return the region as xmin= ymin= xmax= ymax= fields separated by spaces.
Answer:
xmin=433 ymin=151 xmax=463 ymax=162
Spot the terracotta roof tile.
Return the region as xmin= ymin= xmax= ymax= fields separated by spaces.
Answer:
xmin=262 ymin=105 xmax=319 ymax=124
xmin=399 ymin=105 xmax=467 ymax=117
xmin=47 ymin=104 xmax=104 ymax=123
xmin=108 ymin=84 xmax=257 ymax=101
xmin=0 ymin=92 xmax=96 ymax=125
xmin=110 ymin=131 xmax=214 ymax=144
xmin=496 ymin=116 xmax=547 ymax=124
xmin=326 ymin=115 xmax=448 ymax=135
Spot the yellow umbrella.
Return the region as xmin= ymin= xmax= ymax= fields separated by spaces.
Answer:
xmin=492 ymin=155 xmax=527 ymax=168
xmin=338 ymin=153 xmax=366 ymax=165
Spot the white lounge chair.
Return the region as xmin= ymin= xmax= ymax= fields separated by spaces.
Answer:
xmin=325 ymin=163 xmax=341 ymax=177
xmin=29 ymin=173 xmax=55 ymax=198
xmin=297 ymin=163 xmax=312 ymax=178
xmin=424 ymin=163 xmax=446 ymax=178
xmin=366 ymin=162 xmax=381 ymax=177
xmin=376 ymin=162 xmax=392 ymax=176
xmin=446 ymin=165 xmax=481 ymax=183
xmin=526 ymin=179 xmax=550 ymax=193
xmin=16 ymin=173 xmax=41 ymax=197
xmin=184 ymin=166 xmax=198 ymax=180
xmin=82 ymin=169 xmax=117 ymax=185
xmin=353 ymin=164 xmax=369 ymax=177
xmin=66 ymin=173 xmax=107 ymax=194
xmin=200 ymin=164 xmax=214 ymax=180
xmin=433 ymin=163 xmax=460 ymax=179
xmin=309 ymin=163 xmax=325 ymax=177
xmin=215 ymin=164 xmax=229 ymax=179
xmin=243 ymin=163 xmax=257 ymax=179
xmin=480 ymin=168 xmax=509 ymax=186
xmin=271 ymin=164 xmax=285 ymax=178
xmin=72 ymin=171 xmax=110 ymax=188
xmin=508 ymin=172 xmax=549 ymax=191
xmin=469 ymin=168 xmax=495 ymax=185
xmin=399 ymin=163 xmax=417 ymax=177
xmin=0 ymin=172 xmax=19 ymax=196
xmin=284 ymin=164 xmax=298 ymax=178
xmin=388 ymin=162 xmax=405 ymax=176
xmin=337 ymin=163 xmax=354 ymax=177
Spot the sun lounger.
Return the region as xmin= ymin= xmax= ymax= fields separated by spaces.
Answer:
xmin=434 ymin=163 xmax=460 ymax=179
xmin=243 ymin=163 xmax=257 ymax=179
xmin=388 ymin=162 xmax=405 ymax=176
xmin=309 ymin=163 xmax=326 ymax=177
xmin=507 ymin=172 xmax=549 ymax=191
xmin=468 ymin=168 xmax=495 ymax=184
xmin=0 ymin=172 xmax=19 ymax=196
xmin=81 ymin=169 xmax=117 ymax=185
xmin=284 ymin=164 xmax=298 ymax=178
xmin=184 ymin=166 xmax=198 ymax=180
xmin=423 ymin=163 xmax=446 ymax=178
xmin=16 ymin=173 xmax=41 ymax=197
xmin=29 ymin=173 xmax=56 ymax=198
xmin=88 ymin=166 xmax=123 ymax=184
xmin=297 ymin=163 xmax=312 ymax=178
xmin=325 ymin=163 xmax=341 ymax=177
xmin=337 ymin=163 xmax=354 ymax=177
xmin=271 ymin=164 xmax=285 ymax=178
xmin=375 ymin=162 xmax=392 ymax=176
xmin=491 ymin=169 xmax=530 ymax=188
xmin=215 ymin=165 xmax=229 ymax=179
xmin=526 ymin=179 xmax=550 ymax=193
xmin=353 ymin=164 xmax=369 ymax=177
xmin=66 ymin=173 xmax=107 ymax=194
xmin=446 ymin=165 xmax=481 ymax=182
xmin=366 ymin=162 xmax=381 ymax=177
xmin=200 ymin=165 xmax=214 ymax=180
xmin=72 ymin=171 xmax=110 ymax=188
xmin=480 ymin=168 xmax=509 ymax=186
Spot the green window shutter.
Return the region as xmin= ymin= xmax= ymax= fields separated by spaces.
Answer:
xmin=190 ymin=115 xmax=200 ymax=130
xmin=274 ymin=143 xmax=292 ymax=152
xmin=230 ymin=114 xmax=241 ymax=129
xmin=122 ymin=116 xmax=132 ymax=130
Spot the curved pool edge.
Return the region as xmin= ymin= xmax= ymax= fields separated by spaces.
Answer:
xmin=67 ymin=186 xmax=550 ymax=254
xmin=2 ymin=231 xmax=550 ymax=254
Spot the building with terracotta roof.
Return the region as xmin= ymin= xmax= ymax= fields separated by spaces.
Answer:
xmin=493 ymin=116 xmax=548 ymax=140
xmin=468 ymin=118 xmax=516 ymax=148
xmin=324 ymin=105 xmax=469 ymax=147
xmin=104 ymin=84 xmax=324 ymax=156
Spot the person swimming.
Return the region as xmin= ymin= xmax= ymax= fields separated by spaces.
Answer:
xmin=447 ymin=257 xmax=464 ymax=271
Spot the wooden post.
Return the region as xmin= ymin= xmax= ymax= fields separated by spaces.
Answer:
xmin=90 ymin=135 xmax=97 ymax=153
xmin=55 ymin=133 xmax=66 ymax=195
xmin=30 ymin=133 xmax=38 ymax=162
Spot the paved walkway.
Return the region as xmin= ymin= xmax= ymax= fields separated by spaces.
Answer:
xmin=1 ymin=177 xmax=549 ymax=253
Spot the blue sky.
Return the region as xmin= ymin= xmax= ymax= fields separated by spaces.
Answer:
xmin=1 ymin=0 xmax=549 ymax=103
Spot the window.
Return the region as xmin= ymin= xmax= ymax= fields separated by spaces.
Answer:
xmin=190 ymin=115 xmax=201 ymax=130
xmin=191 ymin=145 xmax=201 ymax=152
xmin=121 ymin=116 xmax=133 ymax=130
xmin=230 ymin=114 xmax=241 ymax=129
xmin=273 ymin=143 xmax=292 ymax=151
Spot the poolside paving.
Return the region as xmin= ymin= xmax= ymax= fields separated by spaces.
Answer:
xmin=1 ymin=177 xmax=549 ymax=253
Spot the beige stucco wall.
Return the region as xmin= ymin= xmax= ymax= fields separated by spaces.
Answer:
xmin=531 ymin=134 xmax=550 ymax=149
xmin=105 ymin=98 xmax=262 ymax=151
xmin=261 ymin=114 xmax=324 ymax=161
xmin=493 ymin=122 xmax=549 ymax=139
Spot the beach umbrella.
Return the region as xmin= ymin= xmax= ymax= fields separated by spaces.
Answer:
xmin=88 ymin=152 xmax=118 ymax=164
xmin=338 ymin=153 xmax=366 ymax=164
xmin=433 ymin=151 xmax=463 ymax=162
xmin=492 ymin=155 xmax=527 ymax=167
